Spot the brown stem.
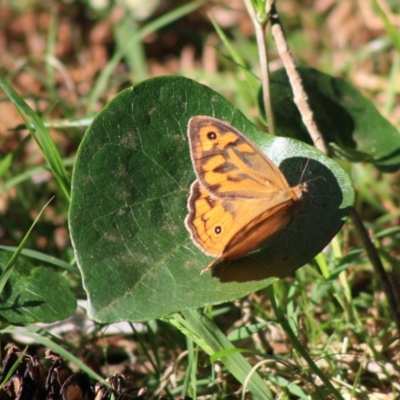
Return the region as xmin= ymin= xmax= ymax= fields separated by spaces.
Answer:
xmin=267 ymin=1 xmax=328 ymax=155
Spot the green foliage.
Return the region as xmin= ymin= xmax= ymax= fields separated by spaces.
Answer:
xmin=0 ymin=252 xmax=76 ymax=324
xmin=0 ymin=75 xmax=71 ymax=200
xmin=267 ymin=67 xmax=400 ymax=172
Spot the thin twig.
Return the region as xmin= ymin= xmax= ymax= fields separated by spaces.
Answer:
xmin=350 ymin=208 xmax=400 ymax=332
xmin=267 ymin=0 xmax=328 ymax=155
xmin=243 ymin=0 xmax=275 ymax=135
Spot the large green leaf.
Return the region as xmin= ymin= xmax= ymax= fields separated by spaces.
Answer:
xmin=0 ymin=252 xmax=76 ymax=324
xmin=267 ymin=67 xmax=400 ymax=172
xmin=69 ymin=76 xmax=354 ymax=323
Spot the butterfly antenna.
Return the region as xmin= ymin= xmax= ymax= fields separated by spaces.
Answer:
xmin=299 ymin=156 xmax=311 ymax=184
xmin=299 ymin=137 xmax=325 ymax=185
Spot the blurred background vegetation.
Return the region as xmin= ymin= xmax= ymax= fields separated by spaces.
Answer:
xmin=1 ymin=0 xmax=400 ymax=398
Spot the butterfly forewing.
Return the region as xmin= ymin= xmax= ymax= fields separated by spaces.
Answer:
xmin=188 ymin=116 xmax=290 ymax=199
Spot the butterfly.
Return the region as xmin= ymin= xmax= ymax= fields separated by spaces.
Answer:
xmin=185 ymin=116 xmax=309 ymax=274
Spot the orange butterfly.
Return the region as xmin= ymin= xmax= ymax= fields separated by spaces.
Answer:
xmin=185 ymin=116 xmax=308 ymax=274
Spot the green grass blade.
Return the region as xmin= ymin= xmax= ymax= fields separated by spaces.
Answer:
xmin=209 ymin=347 xmax=254 ymax=363
xmin=0 ymin=246 xmax=78 ymax=273
xmin=383 ymin=51 xmax=400 ymax=117
xmin=0 ymin=135 xmax=30 ymax=177
xmin=179 ymin=309 xmax=273 ymax=399
xmin=0 ymin=75 xmax=71 ymax=200
xmin=209 ymin=16 xmax=259 ymax=93
xmin=227 ymin=322 xmax=268 ymax=341
xmin=0 ymin=197 xmax=54 ymax=294
xmin=372 ymin=0 xmax=400 ymax=52
xmin=0 ymin=157 xmax=74 ymax=194
xmin=0 ymin=346 xmax=28 ymax=390
xmin=45 ymin=10 xmax=58 ymax=99
xmin=114 ymin=17 xmax=148 ymax=82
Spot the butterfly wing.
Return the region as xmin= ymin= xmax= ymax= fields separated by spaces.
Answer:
xmin=187 ymin=116 xmax=290 ymax=199
xmin=185 ymin=180 xmax=305 ymax=258
xmin=185 ymin=180 xmax=238 ymax=256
